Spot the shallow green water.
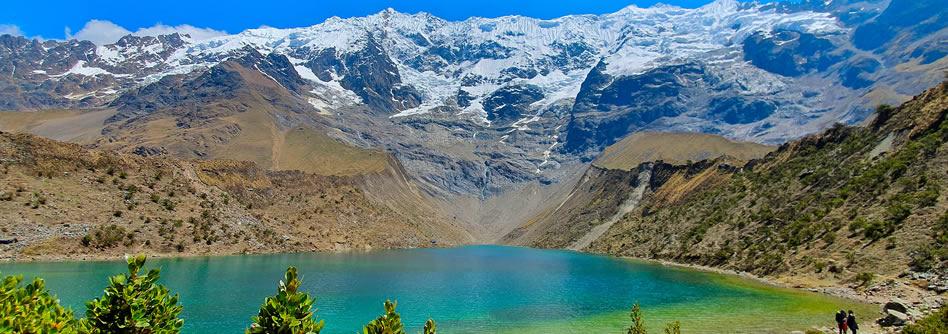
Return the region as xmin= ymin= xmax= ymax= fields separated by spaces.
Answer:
xmin=0 ymin=246 xmax=874 ymax=333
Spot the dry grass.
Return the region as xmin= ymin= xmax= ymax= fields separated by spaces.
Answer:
xmin=594 ymin=132 xmax=774 ymax=171
xmin=0 ymin=132 xmax=468 ymax=261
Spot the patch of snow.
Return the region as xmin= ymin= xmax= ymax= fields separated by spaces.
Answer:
xmin=536 ymin=138 xmax=559 ymax=174
xmin=294 ymin=64 xmax=320 ymax=82
xmin=52 ymin=61 xmax=113 ymax=77
xmin=511 ymin=116 xmax=541 ymax=131
xmin=307 ymin=97 xmax=334 ymax=115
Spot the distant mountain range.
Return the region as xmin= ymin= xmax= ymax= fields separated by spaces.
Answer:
xmin=1 ymin=0 xmax=946 ymax=199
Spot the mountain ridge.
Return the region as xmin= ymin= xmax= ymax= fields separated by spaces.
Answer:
xmin=1 ymin=0 xmax=946 ymax=199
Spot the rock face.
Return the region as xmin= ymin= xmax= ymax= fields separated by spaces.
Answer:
xmin=1 ymin=0 xmax=946 ymax=198
xmin=883 ymin=300 xmax=908 ymax=314
xmin=742 ymin=30 xmax=840 ymax=77
xmin=564 ymin=63 xmax=713 ymax=155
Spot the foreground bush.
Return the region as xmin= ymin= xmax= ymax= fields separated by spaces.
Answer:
xmin=627 ymin=301 xmax=682 ymax=334
xmin=904 ymin=306 xmax=948 ymax=334
xmin=0 ymin=273 xmax=77 ymax=334
xmin=80 ymin=254 xmax=183 ymax=334
xmin=247 ymin=267 xmax=324 ymax=334
xmin=362 ymin=300 xmax=436 ymax=334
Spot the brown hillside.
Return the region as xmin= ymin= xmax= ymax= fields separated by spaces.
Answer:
xmin=594 ymin=131 xmax=774 ymax=171
xmin=0 ymin=132 xmax=469 ymax=261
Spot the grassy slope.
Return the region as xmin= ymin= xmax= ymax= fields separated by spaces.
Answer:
xmin=0 ymin=132 xmax=469 ymax=261
xmin=595 ymin=132 xmax=774 ymax=170
xmin=586 ymin=82 xmax=948 ymax=289
xmin=0 ymin=109 xmax=117 ymax=143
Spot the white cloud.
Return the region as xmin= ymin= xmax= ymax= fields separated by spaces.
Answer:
xmin=0 ymin=24 xmax=24 ymax=36
xmin=66 ymin=19 xmax=131 ymax=45
xmin=66 ymin=19 xmax=228 ymax=45
xmin=134 ymin=24 xmax=228 ymax=41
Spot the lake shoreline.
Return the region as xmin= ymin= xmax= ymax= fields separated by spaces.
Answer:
xmin=0 ymin=245 xmax=896 ymax=334
xmin=7 ymin=243 xmax=943 ymax=330
xmin=614 ymin=253 xmax=947 ymax=333
xmin=1 ymin=244 xmax=449 ymax=263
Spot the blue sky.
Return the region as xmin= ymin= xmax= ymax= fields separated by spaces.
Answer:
xmin=1 ymin=0 xmax=783 ymax=43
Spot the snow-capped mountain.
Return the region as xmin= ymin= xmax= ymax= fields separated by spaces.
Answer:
xmin=1 ymin=0 xmax=946 ymax=197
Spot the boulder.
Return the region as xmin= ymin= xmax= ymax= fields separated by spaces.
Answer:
xmin=883 ymin=299 xmax=908 ymax=314
xmin=878 ymin=309 xmax=909 ymax=327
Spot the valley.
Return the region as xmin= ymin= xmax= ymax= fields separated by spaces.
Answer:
xmin=2 ymin=0 xmax=948 ymax=332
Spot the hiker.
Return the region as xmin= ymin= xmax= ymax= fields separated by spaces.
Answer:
xmin=835 ymin=309 xmax=846 ymax=334
xmin=847 ymin=310 xmax=859 ymax=334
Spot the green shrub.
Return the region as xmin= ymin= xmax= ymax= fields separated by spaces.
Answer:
xmin=422 ymin=319 xmax=436 ymax=334
xmin=626 ymin=301 xmax=646 ymax=334
xmin=848 ymin=218 xmax=866 ymax=233
xmin=863 ymin=220 xmax=887 ymax=241
xmin=89 ymin=225 xmax=127 ymax=249
xmin=886 ymin=201 xmax=912 ymax=224
xmin=910 ymin=246 xmax=947 ymax=271
xmin=248 ymin=267 xmax=324 ymax=334
xmin=626 ymin=301 xmax=682 ymax=334
xmin=80 ymin=254 xmax=183 ymax=334
xmin=664 ymin=321 xmax=681 ymax=334
xmin=360 ymin=300 xmax=437 ymax=334
xmin=363 ymin=300 xmax=405 ymax=334
xmin=903 ymin=306 xmax=948 ymax=334
xmin=855 ymin=272 xmax=875 ymax=287
xmin=0 ymin=273 xmax=77 ymax=333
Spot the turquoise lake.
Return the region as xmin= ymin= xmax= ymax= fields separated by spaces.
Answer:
xmin=0 ymin=246 xmax=874 ymax=333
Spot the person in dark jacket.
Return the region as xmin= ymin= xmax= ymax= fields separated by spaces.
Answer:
xmin=847 ymin=310 xmax=859 ymax=334
xmin=835 ymin=310 xmax=846 ymax=334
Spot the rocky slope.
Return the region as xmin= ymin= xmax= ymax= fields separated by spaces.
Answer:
xmin=501 ymin=132 xmax=771 ymax=248
xmin=2 ymin=0 xmax=947 ymax=199
xmin=0 ymin=132 xmax=471 ymax=261
xmin=510 ymin=82 xmax=948 ymax=315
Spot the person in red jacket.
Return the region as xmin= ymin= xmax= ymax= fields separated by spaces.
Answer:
xmin=835 ymin=309 xmax=846 ymax=334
